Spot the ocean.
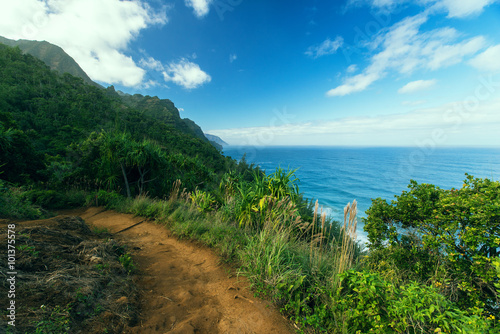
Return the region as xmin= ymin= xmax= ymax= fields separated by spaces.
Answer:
xmin=223 ymin=146 xmax=500 ymax=243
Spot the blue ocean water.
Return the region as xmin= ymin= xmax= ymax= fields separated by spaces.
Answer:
xmin=223 ymin=146 xmax=500 ymax=243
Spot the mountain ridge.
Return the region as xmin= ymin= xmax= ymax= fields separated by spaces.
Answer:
xmin=0 ymin=36 xmax=99 ymax=88
xmin=205 ymin=133 xmax=228 ymax=147
xmin=0 ymin=36 xmax=211 ymax=144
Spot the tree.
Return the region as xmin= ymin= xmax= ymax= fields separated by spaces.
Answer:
xmin=75 ymin=131 xmax=173 ymax=198
xmin=0 ymin=122 xmax=44 ymax=184
xmin=363 ymin=175 xmax=500 ymax=315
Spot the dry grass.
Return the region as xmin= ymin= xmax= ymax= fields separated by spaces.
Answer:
xmin=334 ymin=200 xmax=358 ymax=285
xmin=168 ymin=179 xmax=182 ymax=202
xmin=0 ymin=216 xmax=138 ymax=333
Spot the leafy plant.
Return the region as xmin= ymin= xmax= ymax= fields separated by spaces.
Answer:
xmin=190 ymin=189 xmax=216 ymax=212
xmin=34 ymin=305 xmax=71 ymax=334
xmin=18 ymin=244 xmax=39 ymax=258
xmin=363 ymin=175 xmax=500 ymax=317
xmin=118 ymin=253 xmax=135 ymax=275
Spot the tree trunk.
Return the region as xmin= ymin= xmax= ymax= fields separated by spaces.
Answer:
xmin=120 ymin=162 xmax=131 ymax=198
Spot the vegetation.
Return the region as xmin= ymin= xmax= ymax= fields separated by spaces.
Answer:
xmin=0 ymin=44 xmax=232 ymax=196
xmin=1 ymin=41 xmax=499 ymax=332
xmin=364 ymin=174 xmax=499 ymax=328
xmin=85 ymin=175 xmax=498 ymax=333
xmin=0 ymin=216 xmax=138 ymax=333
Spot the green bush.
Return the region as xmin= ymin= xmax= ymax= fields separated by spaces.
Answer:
xmin=85 ymin=190 xmax=126 ymax=209
xmin=22 ymin=189 xmax=86 ymax=210
xmin=334 ymin=270 xmax=495 ymax=333
xmin=363 ymin=175 xmax=500 ymax=315
xmin=0 ymin=181 xmax=51 ymax=219
xmin=190 ymin=189 xmax=216 ymax=213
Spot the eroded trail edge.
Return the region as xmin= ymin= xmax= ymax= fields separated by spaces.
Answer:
xmin=64 ymin=207 xmax=293 ymax=334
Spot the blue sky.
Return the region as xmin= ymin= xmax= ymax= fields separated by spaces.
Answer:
xmin=1 ymin=0 xmax=500 ymax=146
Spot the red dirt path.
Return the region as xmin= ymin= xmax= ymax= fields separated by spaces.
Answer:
xmin=63 ymin=207 xmax=294 ymax=334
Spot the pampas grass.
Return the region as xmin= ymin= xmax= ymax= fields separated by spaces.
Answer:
xmin=333 ymin=200 xmax=358 ymax=287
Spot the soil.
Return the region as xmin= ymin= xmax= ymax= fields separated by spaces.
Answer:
xmin=0 ymin=215 xmax=139 ymax=333
xmin=62 ymin=207 xmax=295 ymax=334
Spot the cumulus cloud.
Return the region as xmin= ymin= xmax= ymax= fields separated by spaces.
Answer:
xmin=305 ymin=36 xmax=344 ymax=58
xmin=163 ymin=58 xmax=212 ymax=89
xmin=327 ymin=13 xmax=485 ymax=96
xmin=185 ymin=0 xmax=212 ymax=18
xmin=229 ymin=53 xmax=238 ymax=63
xmin=469 ymin=45 xmax=500 ymax=72
xmin=0 ymin=0 xmax=168 ymax=87
xmin=398 ymin=79 xmax=437 ymax=94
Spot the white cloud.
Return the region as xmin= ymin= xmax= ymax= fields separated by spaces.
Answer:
xmin=327 ymin=13 xmax=486 ymax=96
xmin=0 ymin=0 xmax=168 ymax=87
xmin=305 ymin=36 xmax=344 ymax=58
xmin=347 ymin=0 xmax=497 ymax=17
xmin=140 ymin=57 xmax=165 ymax=71
xmin=185 ymin=0 xmax=212 ymax=18
xmin=327 ymin=72 xmax=380 ymax=96
xmin=436 ymin=0 xmax=497 ymax=18
xmin=229 ymin=53 xmax=238 ymax=63
xmin=163 ymin=58 xmax=211 ymax=89
xmin=143 ymin=80 xmax=161 ymax=89
xmin=402 ymin=100 xmax=427 ymax=106
xmin=469 ymin=45 xmax=500 ymax=72
xmin=398 ymin=79 xmax=437 ymax=94
xmin=209 ymin=98 xmax=500 ymax=146
xmin=372 ymin=0 xmax=400 ymax=6
xmin=346 ymin=64 xmax=358 ymax=73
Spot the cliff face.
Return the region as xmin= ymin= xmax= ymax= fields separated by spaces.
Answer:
xmin=205 ymin=134 xmax=228 ymax=146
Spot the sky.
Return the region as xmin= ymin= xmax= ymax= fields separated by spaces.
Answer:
xmin=1 ymin=0 xmax=500 ymax=146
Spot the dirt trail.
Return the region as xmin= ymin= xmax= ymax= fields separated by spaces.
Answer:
xmin=63 ymin=207 xmax=294 ymax=334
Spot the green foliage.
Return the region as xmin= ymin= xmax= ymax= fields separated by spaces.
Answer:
xmin=364 ymin=175 xmax=500 ymax=316
xmin=222 ymin=167 xmax=304 ymax=229
xmin=0 ymin=44 xmax=232 ymax=193
xmin=18 ymin=244 xmax=40 ymax=258
xmin=0 ymin=180 xmax=51 ymax=219
xmin=118 ymin=253 xmax=135 ymax=275
xmin=334 ymin=270 xmax=495 ymax=333
xmin=0 ymin=122 xmax=45 ymax=184
xmin=493 ymin=259 xmax=500 ymax=292
xmin=34 ymin=305 xmax=71 ymax=334
xmin=190 ymin=189 xmax=216 ymax=212
xmin=22 ymin=189 xmax=86 ymax=210
xmin=94 ymin=188 xmax=496 ymax=333
xmin=85 ymin=190 xmax=126 ymax=209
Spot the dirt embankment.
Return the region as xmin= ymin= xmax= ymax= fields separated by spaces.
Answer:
xmin=62 ymin=207 xmax=294 ymax=333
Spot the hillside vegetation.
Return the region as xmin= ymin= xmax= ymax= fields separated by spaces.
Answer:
xmin=0 ymin=42 xmax=498 ymax=333
xmin=0 ymin=44 xmax=229 ymax=196
xmin=0 ymin=36 xmax=98 ymax=88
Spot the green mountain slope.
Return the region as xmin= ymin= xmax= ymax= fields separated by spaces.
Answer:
xmin=0 ymin=36 xmax=99 ymax=88
xmin=108 ymin=88 xmax=208 ymax=142
xmin=0 ymin=43 xmax=231 ymax=195
xmin=0 ymin=37 xmax=211 ymax=144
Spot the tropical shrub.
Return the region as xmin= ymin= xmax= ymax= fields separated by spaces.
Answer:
xmin=0 ymin=181 xmax=50 ymax=219
xmin=363 ymin=175 xmax=500 ymax=316
xmin=334 ymin=270 xmax=495 ymax=333
xmin=190 ymin=189 xmax=216 ymax=212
